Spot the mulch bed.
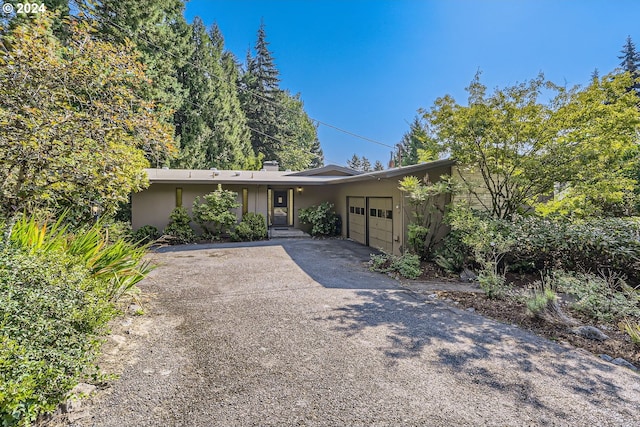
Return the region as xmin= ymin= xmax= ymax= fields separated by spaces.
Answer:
xmin=419 ymin=261 xmax=640 ymax=366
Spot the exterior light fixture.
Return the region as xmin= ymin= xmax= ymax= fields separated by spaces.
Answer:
xmin=297 ymin=186 xmax=303 ymax=193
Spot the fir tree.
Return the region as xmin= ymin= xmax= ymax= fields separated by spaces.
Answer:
xmin=91 ymin=0 xmax=192 ymax=121
xmin=347 ymin=154 xmax=362 ymax=170
xmin=175 ymin=18 xmax=256 ymax=169
xmin=373 ymin=160 xmax=384 ymax=171
xmin=618 ymin=36 xmax=640 ymax=96
xmin=240 ymin=21 xmax=283 ymax=162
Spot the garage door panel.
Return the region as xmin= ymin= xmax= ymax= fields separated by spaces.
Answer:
xmin=348 ymin=197 xmax=366 ymax=245
xmin=367 ymin=197 xmax=393 ymax=253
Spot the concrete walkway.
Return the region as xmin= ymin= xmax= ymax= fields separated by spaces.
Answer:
xmin=71 ymin=239 xmax=640 ymax=426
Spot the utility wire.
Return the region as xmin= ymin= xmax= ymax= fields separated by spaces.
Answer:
xmin=88 ymin=13 xmax=396 ymax=150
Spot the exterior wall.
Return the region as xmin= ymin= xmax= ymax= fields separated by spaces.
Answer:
xmin=132 ymin=183 xmax=269 ymax=232
xmin=452 ymin=166 xmax=494 ymax=211
xmin=331 ymin=164 xmax=452 ymax=255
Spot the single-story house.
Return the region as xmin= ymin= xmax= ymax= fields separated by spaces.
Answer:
xmin=132 ymin=159 xmax=459 ymax=255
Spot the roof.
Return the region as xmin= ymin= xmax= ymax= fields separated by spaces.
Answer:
xmin=144 ymin=159 xmax=456 ymax=186
xmin=287 ymin=164 xmax=362 ymax=177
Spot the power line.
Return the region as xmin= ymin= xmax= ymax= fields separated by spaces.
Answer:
xmin=88 ymin=12 xmax=396 ymax=150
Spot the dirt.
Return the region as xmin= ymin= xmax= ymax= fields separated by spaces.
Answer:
xmin=417 ymin=262 xmax=640 ymax=366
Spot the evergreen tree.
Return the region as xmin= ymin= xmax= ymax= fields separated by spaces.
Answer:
xmin=373 ymin=160 xmax=384 ymax=171
xmin=175 ymin=19 xmax=256 ymax=169
xmin=277 ymin=91 xmax=322 ymax=170
xmin=347 ymin=154 xmax=362 ymax=170
xmin=90 ymin=0 xmax=192 ymax=121
xmin=309 ymin=139 xmax=325 ymax=168
xmin=618 ymin=36 xmax=640 ymax=96
xmin=396 ymin=116 xmax=440 ymax=166
xmin=240 ymin=21 xmax=283 ymax=162
xmin=361 ymin=157 xmax=372 ymax=172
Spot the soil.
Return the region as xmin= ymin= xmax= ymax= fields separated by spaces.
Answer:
xmin=419 ymin=262 xmax=640 ymax=366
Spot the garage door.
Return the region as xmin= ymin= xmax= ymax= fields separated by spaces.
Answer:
xmin=347 ymin=197 xmax=366 ymax=245
xmin=368 ymin=197 xmax=393 ymax=253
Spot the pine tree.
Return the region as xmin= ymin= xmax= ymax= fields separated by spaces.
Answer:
xmin=240 ymin=21 xmax=283 ymax=162
xmin=373 ymin=160 xmax=384 ymax=171
xmin=618 ymin=36 xmax=640 ymax=96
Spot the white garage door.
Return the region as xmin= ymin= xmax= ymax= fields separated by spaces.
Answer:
xmin=368 ymin=197 xmax=393 ymax=253
xmin=347 ymin=197 xmax=366 ymax=245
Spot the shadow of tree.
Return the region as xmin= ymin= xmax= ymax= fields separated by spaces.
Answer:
xmin=316 ymin=289 xmax=636 ymax=417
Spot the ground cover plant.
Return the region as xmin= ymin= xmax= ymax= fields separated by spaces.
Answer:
xmin=0 ymin=215 xmax=152 ymax=426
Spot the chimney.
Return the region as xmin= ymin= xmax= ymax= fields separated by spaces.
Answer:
xmin=263 ymin=160 xmax=279 ymax=172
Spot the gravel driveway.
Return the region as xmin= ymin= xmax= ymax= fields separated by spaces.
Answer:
xmin=69 ymin=239 xmax=639 ymax=426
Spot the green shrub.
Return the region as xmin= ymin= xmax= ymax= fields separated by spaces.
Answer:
xmin=368 ymin=252 xmax=422 ymax=279
xmin=104 ymin=220 xmax=132 ymax=243
xmin=433 ymin=230 xmax=469 ymax=274
xmin=298 ymin=202 xmax=339 ymax=236
xmin=553 ymin=270 xmax=640 ymax=322
xmin=618 ymin=319 xmax=640 ymax=346
xmin=526 ymin=286 xmax=557 ymax=316
xmin=477 ymin=270 xmax=510 ymax=299
xmin=1 ymin=215 xmax=153 ymax=425
xmin=230 ymin=213 xmax=267 ymax=242
xmin=192 ymin=185 xmax=239 ymax=238
xmin=163 ymin=207 xmax=196 ymax=243
xmin=131 ymin=224 xmax=160 ymax=245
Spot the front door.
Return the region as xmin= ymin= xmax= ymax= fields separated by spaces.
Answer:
xmin=273 ymin=190 xmax=288 ymax=226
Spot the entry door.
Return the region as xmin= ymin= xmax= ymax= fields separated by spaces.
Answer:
xmin=273 ymin=190 xmax=288 ymax=226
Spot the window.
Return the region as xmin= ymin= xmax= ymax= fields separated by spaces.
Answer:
xmin=242 ymin=188 xmax=248 ymax=215
xmin=175 ymin=188 xmax=182 ymax=207
xmin=385 ymin=210 xmax=393 ymax=219
xmin=370 ymin=208 xmax=376 ymax=217
xmin=350 ymin=206 xmax=355 ymax=213
xmin=377 ymin=209 xmax=383 ymax=217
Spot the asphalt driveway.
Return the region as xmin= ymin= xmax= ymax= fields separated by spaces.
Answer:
xmin=71 ymin=239 xmax=640 ymax=426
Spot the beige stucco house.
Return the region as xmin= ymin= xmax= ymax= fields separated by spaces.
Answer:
xmin=132 ymin=159 xmax=456 ymax=255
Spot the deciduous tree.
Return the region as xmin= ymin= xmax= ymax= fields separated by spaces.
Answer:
xmin=0 ymin=16 xmax=173 ymax=220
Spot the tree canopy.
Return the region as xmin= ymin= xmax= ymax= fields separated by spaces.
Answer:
xmin=0 ymin=15 xmax=173 ymax=220
xmin=424 ymin=71 xmax=640 ymax=219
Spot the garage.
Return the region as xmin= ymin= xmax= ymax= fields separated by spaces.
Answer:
xmin=347 ymin=197 xmax=366 ymax=245
xmin=367 ymin=197 xmax=393 ymax=253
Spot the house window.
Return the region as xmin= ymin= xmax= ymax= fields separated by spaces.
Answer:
xmin=385 ymin=210 xmax=393 ymax=219
xmin=175 ymin=188 xmax=182 ymax=208
xmin=378 ymin=209 xmax=383 ymax=218
xmin=242 ymin=188 xmax=248 ymax=215
xmin=370 ymin=208 xmax=376 ymax=217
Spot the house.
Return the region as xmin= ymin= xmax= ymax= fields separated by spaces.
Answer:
xmin=132 ymin=159 xmax=456 ymax=255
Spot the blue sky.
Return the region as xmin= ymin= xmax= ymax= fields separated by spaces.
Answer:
xmin=184 ymin=0 xmax=640 ymax=167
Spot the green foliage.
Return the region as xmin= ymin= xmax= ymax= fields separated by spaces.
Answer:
xmin=192 ymin=185 xmax=239 ymax=237
xmin=447 ymin=205 xmax=515 ymax=275
xmin=477 ymin=270 xmax=510 ymax=299
xmin=399 ymin=174 xmax=458 ymax=259
xmin=433 ymin=230 xmax=468 ymax=274
xmin=368 ymin=252 xmax=422 ymax=280
xmin=1 ymin=214 xmax=153 ymax=425
xmin=0 ymin=15 xmax=173 ymax=221
xmin=425 ymin=71 xmax=640 ymax=219
xmin=174 ymin=19 xmax=256 ymax=170
xmin=230 ymin=213 xmax=267 ymax=242
xmin=526 ymin=286 xmax=558 ymax=317
xmin=297 ymin=202 xmax=339 ymax=236
xmin=618 ymin=319 xmax=640 ymax=346
xmin=131 ymin=225 xmax=161 ymax=245
xmin=553 ymin=270 xmax=640 ymax=322
xmin=395 ymin=116 xmax=441 ymax=166
xmin=163 ymin=207 xmax=196 ymax=243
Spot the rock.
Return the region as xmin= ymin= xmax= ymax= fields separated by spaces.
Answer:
xmin=128 ymin=304 xmax=143 ymax=314
xmin=611 ymin=358 xmax=638 ymax=371
xmin=570 ymin=326 xmax=609 ymax=341
xmin=427 ymin=293 xmax=438 ymax=299
xmin=599 ymin=354 xmax=614 ymax=362
xmin=466 ymin=307 xmax=476 ymax=313
xmin=459 ymin=268 xmax=477 ymax=282
xmin=63 ymin=383 xmax=97 ymax=413
xmin=70 ymin=382 xmax=97 ymax=397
